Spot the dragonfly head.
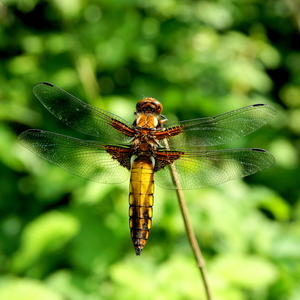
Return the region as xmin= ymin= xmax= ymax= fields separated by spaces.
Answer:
xmin=136 ymin=97 xmax=163 ymax=115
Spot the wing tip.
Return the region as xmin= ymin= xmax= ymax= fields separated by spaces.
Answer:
xmin=33 ymin=82 xmax=54 ymax=92
xmin=43 ymin=82 xmax=53 ymax=86
xmin=252 ymin=103 xmax=277 ymax=116
xmin=41 ymin=82 xmax=54 ymax=87
xmin=251 ymin=148 xmax=266 ymax=152
xmin=252 ymin=148 xmax=276 ymax=167
xmin=19 ymin=129 xmax=43 ymax=136
xmin=28 ymin=129 xmax=43 ymax=133
xmin=18 ymin=129 xmax=43 ymax=144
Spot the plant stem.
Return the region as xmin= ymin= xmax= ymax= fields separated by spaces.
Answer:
xmin=163 ymin=140 xmax=212 ymax=300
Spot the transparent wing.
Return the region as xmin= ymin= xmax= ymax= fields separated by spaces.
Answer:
xmin=155 ymin=148 xmax=275 ymax=190
xmin=33 ymin=82 xmax=134 ymax=143
xmin=18 ymin=129 xmax=130 ymax=184
xmin=164 ymin=104 xmax=276 ymax=148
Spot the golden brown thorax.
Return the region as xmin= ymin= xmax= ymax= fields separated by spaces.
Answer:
xmin=134 ymin=98 xmax=164 ymax=129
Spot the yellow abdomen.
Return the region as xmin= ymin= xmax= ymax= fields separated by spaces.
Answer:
xmin=129 ymin=155 xmax=154 ymax=255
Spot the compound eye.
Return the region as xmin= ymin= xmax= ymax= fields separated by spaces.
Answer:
xmin=136 ymin=97 xmax=163 ymax=114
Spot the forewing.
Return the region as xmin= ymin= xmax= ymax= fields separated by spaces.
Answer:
xmin=164 ymin=104 xmax=276 ymax=148
xmin=33 ymin=82 xmax=134 ymax=143
xmin=18 ymin=129 xmax=130 ymax=184
xmin=155 ymin=148 xmax=275 ymax=190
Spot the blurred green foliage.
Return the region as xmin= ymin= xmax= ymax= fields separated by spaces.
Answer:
xmin=0 ymin=0 xmax=300 ymax=299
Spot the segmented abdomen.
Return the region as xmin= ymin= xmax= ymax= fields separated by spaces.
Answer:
xmin=129 ymin=155 xmax=154 ymax=255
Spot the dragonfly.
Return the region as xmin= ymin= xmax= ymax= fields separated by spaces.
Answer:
xmin=18 ymin=82 xmax=276 ymax=255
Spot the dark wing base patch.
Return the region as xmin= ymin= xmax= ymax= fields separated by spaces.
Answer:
xmin=105 ymin=146 xmax=132 ymax=170
xmin=154 ymin=151 xmax=184 ymax=171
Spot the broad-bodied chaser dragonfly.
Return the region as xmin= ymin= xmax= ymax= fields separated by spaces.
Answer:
xmin=18 ymin=82 xmax=276 ymax=255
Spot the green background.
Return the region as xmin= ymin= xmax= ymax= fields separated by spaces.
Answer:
xmin=0 ymin=0 xmax=299 ymax=299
